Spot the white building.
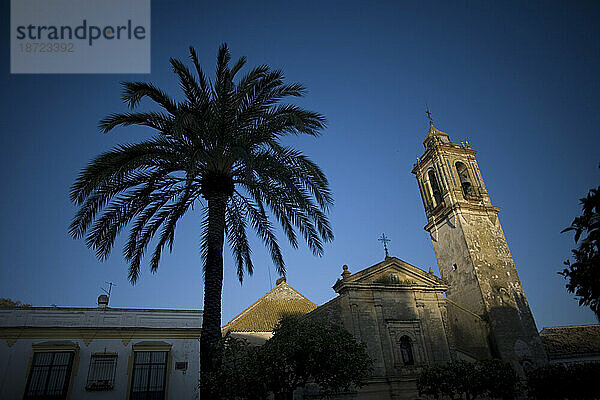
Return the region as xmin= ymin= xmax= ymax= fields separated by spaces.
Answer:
xmin=0 ymin=295 xmax=202 ymax=400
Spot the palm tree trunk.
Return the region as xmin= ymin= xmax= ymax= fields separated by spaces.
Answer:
xmin=200 ymin=195 xmax=226 ymax=396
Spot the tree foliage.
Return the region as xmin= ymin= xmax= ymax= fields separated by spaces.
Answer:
xmin=417 ymin=359 xmax=519 ymax=400
xmin=0 ymin=298 xmax=31 ymax=308
xmin=527 ymin=363 xmax=600 ymax=400
xmin=262 ymin=315 xmax=373 ymax=399
xmin=202 ymin=336 xmax=269 ymax=400
xmin=206 ymin=316 xmax=373 ymax=400
xmin=560 ymin=169 xmax=600 ymax=319
xmin=69 ymin=43 xmax=333 ymax=391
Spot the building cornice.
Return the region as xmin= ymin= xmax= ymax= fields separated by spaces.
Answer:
xmin=0 ymin=307 xmax=202 ymax=313
xmin=424 ymin=202 xmax=500 ymax=232
xmin=334 ymin=282 xmax=447 ymax=294
xmin=412 ymin=144 xmax=477 ymax=175
xmin=0 ymin=327 xmax=202 ymax=347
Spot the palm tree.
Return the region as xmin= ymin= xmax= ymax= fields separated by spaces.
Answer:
xmin=69 ymin=44 xmax=333 ymax=391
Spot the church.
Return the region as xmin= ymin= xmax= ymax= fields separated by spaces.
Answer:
xmin=1 ymin=123 xmax=597 ymax=400
xmin=223 ymin=122 xmax=598 ymax=399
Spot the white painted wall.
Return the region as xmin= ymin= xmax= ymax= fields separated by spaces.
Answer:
xmin=0 ymin=307 xmax=202 ymax=400
xmin=0 ymin=307 xmax=202 ymax=328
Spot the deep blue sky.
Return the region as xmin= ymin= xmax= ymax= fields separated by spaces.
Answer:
xmin=1 ymin=1 xmax=599 ymax=330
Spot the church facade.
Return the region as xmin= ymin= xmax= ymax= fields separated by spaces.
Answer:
xmin=298 ymin=123 xmax=548 ymax=399
xmin=304 ymin=257 xmax=488 ymax=399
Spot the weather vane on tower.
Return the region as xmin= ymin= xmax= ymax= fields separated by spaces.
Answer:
xmin=378 ymin=233 xmax=391 ymax=258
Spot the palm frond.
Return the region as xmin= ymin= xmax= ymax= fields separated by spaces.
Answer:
xmin=188 ymin=47 xmax=210 ymax=94
xmin=226 ymin=195 xmax=253 ymax=282
xmin=121 ymin=81 xmax=178 ymax=114
xmin=236 ymin=192 xmax=285 ymax=275
xmin=70 ymin=139 xmax=179 ymax=204
xmin=70 ymin=170 xmax=179 ymax=239
xmin=99 ymin=112 xmax=173 ymax=134
xmin=170 ymin=57 xmax=204 ymax=106
xmin=229 ymin=56 xmax=247 ymax=80
xmin=149 ymin=183 xmax=198 ymax=274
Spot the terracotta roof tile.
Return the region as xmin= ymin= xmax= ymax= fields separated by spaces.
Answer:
xmin=222 ymin=280 xmax=316 ymax=333
xmin=540 ymin=325 xmax=600 ymax=357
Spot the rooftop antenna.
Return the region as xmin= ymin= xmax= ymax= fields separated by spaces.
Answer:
xmin=101 ymin=281 xmax=116 ymax=301
xmin=378 ymin=233 xmax=391 ymax=258
xmin=425 ymin=105 xmax=434 ymax=126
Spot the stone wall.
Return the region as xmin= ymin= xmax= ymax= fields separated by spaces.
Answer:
xmin=432 ymin=207 xmax=547 ymax=371
xmin=445 ymin=300 xmax=491 ymax=361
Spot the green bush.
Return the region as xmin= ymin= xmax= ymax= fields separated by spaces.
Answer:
xmin=202 ymin=336 xmax=269 ymax=400
xmin=527 ymin=363 xmax=600 ymax=400
xmin=205 ymin=315 xmax=373 ymax=400
xmin=417 ymin=359 xmax=519 ymax=400
xmin=418 ymin=360 xmax=600 ymax=400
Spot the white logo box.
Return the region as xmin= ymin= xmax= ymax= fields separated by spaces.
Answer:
xmin=11 ymin=0 xmax=150 ymax=74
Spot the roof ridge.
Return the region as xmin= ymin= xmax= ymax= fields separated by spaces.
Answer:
xmin=222 ymin=286 xmax=276 ymax=329
xmin=222 ymin=281 xmax=316 ymax=330
xmin=542 ymin=324 xmax=600 ymax=330
xmin=280 ymin=282 xmax=317 ymax=307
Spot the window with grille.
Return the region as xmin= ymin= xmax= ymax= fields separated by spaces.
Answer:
xmin=24 ymin=351 xmax=74 ymax=400
xmin=86 ymin=353 xmax=117 ymax=390
xmin=130 ymin=351 xmax=168 ymax=400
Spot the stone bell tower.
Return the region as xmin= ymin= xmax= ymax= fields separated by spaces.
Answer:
xmin=411 ymin=120 xmax=547 ymax=370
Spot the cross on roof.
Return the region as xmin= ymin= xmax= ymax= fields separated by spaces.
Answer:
xmin=378 ymin=233 xmax=391 ymax=257
xmin=425 ymin=105 xmax=434 ymax=126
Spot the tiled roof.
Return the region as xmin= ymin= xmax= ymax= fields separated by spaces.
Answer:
xmin=539 ymin=325 xmax=600 ymax=357
xmin=222 ymin=279 xmax=317 ymax=333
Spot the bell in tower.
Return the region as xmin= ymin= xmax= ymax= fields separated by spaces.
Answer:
xmin=412 ymin=116 xmax=547 ymax=373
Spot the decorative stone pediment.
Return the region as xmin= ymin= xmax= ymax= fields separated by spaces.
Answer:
xmin=333 ymin=257 xmax=447 ymax=293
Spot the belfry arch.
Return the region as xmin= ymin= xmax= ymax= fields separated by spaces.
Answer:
xmin=427 ymin=169 xmax=443 ymax=207
xmin=455 ymin=161 xmax=475 ymax=198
